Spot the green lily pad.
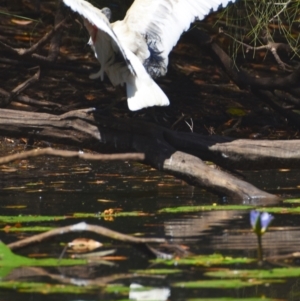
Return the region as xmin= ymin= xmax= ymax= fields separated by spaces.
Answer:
xmin=131 ymin=268 xmax=182 ymax=275
xmin=173 ymin=278 xmax=283 ymax=289
xmin=104 ymin=284 xmax=130 ymax=294
xmin=1 ymin=226 xmax=54 ymax=232
xmin=206 ymin=267 xmax=300 ymax=279
xmin=257 ymin=207 xmax=300 ymax=214
xmin=154 ymin=254 xmax=254 ymax=266
xmin=187 ymin=297 xmax=278 ymax=301
xmin=74 ymin=211 xmax=146 ymax=218
xmin=0 ymin=281 xmax=98 ymax=294
xmin=159 ymin=205 xmax=253 ymax=214
xmin=0 ymin=242 xmax=86 ymax=278
xmin=0 ymin=215 xmax=66 ymax=223
xmin=283 ymin=198 xmax=300 ymax=204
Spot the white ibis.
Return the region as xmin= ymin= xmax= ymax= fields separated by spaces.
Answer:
xmin=62 ymin=0 xmax=236 ymax=111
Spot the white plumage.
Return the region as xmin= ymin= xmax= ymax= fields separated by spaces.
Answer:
xmin=62 ymin=0 xmax=235 ymax=111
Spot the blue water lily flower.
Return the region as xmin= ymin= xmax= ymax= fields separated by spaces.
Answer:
xmin=250 ymin=210 xmax=274 ymax=235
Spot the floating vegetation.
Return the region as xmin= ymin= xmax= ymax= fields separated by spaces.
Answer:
xmin=0 ymin=242 xmax=86 ymax=279
xmin=0 ymin=281 xmax=99 ymax=294
xmin=154 ymin=254 xmax=254 ymax=266
xmin=0 ymin=215 xmax=66 ymax=224
xmin=172 ymin=278 xmax=283 ymax=289
xmin=159 ymin=205 xmax=253 ymax=213
xmin=206 ymin=267 xmax=300 ymax=279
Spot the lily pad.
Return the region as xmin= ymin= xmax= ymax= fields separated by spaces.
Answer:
xmin=257 ymin=207 xmax=300 ymax=214
xmin=283 ymin=198 xmax=300 ymax=204
xmin=73 ymin=211 xmax=147 ymax=218
xmin=187 ymin=297 xmax=278 ymax=301
xmin=131 ymin=268 xmax=182 ymax=275
xmin=2 ymin=226 xmax=54 ymax=232
xmin=206 ymin=267 xmax=300 ymax=279
xmin=0 ymin=215 xmax=66 ymax=223
xmin=154 ymin=254 xmax=254 ymax=266
xmin=0 ymin=281 xmax=99 ymax=294
xmin=0 ymin=242 xmax=86 ymax=278
xmin=173 ymin=278 xmax=283 ymax=289
xmin=159 ymin=205 xmax=253 ymax=214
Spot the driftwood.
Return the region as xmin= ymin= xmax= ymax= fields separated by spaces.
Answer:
xmin=0 ymin=147 xmax=145 ymax=164
xmin=7 ymin=222 xmax=165 ymax=249
xmin=0 ymin=107 xmax=296 ymax=201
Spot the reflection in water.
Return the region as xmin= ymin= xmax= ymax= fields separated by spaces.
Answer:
xmin=1 ymin=143 xmax=300 ymax=300
xmin=164 ymin=210 xmax=237 ymax=241
xmin=165 ymin=209 xmax=300 ymax=258
xmin=211 ymin=225 xmax=300 ymax=256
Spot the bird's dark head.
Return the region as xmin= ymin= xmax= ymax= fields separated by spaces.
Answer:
xmin=101 ymin=7 xmax=111 ymax=21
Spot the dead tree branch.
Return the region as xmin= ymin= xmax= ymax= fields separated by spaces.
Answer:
xmin=0 ymin=68 xmax=40 ymax=107
xmin=0 ymin=147 xmax=145 ymax=164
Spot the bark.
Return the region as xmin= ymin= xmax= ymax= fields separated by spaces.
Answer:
xmin=0 ymin=107 xmax=289 ymax=202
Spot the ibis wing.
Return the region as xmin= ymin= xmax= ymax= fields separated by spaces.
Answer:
xmin=123 ymin=0 xmax=234 ymax=66
xmin=62 ymin=0 xmax=136 ymax=75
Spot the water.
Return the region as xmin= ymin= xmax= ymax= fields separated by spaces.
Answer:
xmin=1 ymin=141 xmax=300 ymax=300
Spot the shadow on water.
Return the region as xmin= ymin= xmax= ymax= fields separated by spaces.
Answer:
xmin=1 ymin=142 xmax=300 ymax=300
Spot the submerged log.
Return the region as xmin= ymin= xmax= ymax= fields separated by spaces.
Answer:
xmin=0 ymin=107 xmax=293 ymax=202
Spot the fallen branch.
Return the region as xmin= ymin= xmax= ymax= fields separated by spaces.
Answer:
xmin=0 ymin=68 xmax=40 ymax=107
xmin=8 ymin=222 xmax=165 ymax=251
xmin=0 ymin=147 xmax=145 ymax=165
xmin=163 ymin=151 xmax=275 ymax=201
xmin=11 ymin=67 xmax=40 ymax=96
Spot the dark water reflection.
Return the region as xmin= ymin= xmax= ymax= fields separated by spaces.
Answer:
xmin=1 ymin=144 xmax=300 ymax=300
